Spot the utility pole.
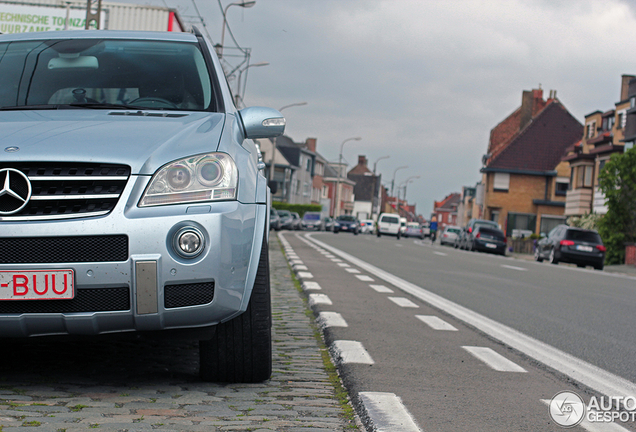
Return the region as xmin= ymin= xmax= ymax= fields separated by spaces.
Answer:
xmin=85 ymin=0 xmax=101 ymax=29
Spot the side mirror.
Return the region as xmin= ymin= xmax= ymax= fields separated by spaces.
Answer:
xmin=268 ymin=180 xmax=278 ymax=194
xmin=239 ymin=107 xmax=286 ymax=139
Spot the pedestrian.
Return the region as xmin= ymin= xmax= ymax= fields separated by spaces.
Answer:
xmin=430 ymin=216 xmax=438 ymax=242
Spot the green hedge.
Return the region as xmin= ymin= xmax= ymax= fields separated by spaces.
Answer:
xmin=272 ymin=202 xmax=322 ymax=218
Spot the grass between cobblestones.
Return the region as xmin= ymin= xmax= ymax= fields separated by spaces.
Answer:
xmin=279 ymin=241 xmax=359 ymax=430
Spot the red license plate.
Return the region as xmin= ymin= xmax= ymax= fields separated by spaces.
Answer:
xmin=0 ymin=270 xmax=75 ymax=300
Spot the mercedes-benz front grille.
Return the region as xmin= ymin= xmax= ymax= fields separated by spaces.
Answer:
xmin=0 ymin=162 xmax=130 ymax=221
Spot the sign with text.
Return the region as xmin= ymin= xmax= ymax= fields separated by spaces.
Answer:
xmin=0 ymin=3 xmax=106 ymax=33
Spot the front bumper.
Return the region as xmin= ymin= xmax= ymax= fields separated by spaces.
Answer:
xmin=0 ymin=177 xmax=266 ymax=338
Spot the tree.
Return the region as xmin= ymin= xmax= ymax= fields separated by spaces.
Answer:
xmin=597 ymin=147 xmax=636 ymax=264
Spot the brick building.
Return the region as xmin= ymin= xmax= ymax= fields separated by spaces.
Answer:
xmin=481 ymin=88 xmax=583 ymax=236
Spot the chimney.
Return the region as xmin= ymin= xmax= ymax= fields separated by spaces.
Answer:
xmin=519 ymin=88 xmax=544 ymax=131
xmin=621 ymin=75 xmax=635 ymax=101
xmin=357 ymin=155 xmax=368 ymax=167
xmin=305 ymin=138 xmax=317 ymax=153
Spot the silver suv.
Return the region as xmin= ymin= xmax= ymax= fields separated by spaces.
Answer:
xmin=0 ymin=29 xmax=285 ymax=382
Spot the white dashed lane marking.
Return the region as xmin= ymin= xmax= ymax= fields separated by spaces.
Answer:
xmin=297 ymin=271 xmax=314 ymax=279
xmin=355 ymin=275 xmax=375 ymax=282
xmin=331 ymin=340 xmax=375 ymax=364
xmin=358 ymin=392 xmax=422 ymax=432
xmin=462 ymin=346 xmax=527 ymax=372
xmin=317 ymin=311 xmax=348 ymax=328
xmin=308 ymin=293 xmax=332 ymax=306
xmin=337 ymin=263 xmax=350 ymax=267
xmin=416 ymin=315 xmax=458 ymax=331
xmin=369 ymin=284 xmax=394 ymax=293
xmin=501 ymin=264 xmax=527 ymax=271
xmin=434 ymin=251 xmax=448 ymax=256
xmin=302 ymin=281 xmax=321 ymax=291
xmin=388 ymin=297 xmax=419 ymax=308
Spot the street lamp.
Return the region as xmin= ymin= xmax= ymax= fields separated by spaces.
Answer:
xmin=268 ymin=102 xmax=308 ymax=200
xmin=334 ymin=137 xmax=362 ymax=217
xmin=235 ymin=61 xmax=269 ymax=106
xmin=372 ymin=155 xmax=389 ymax=218
xmin=219 ymin=1 xmax=256 ymax=59
xmin=390 ymin=165 xmax=408 ymax=207
xmin=398 ymin=175 xmax=420 ymax=217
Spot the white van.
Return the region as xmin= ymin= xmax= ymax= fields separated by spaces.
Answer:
xmin=376 ymin=213 xmax=402 ymax=238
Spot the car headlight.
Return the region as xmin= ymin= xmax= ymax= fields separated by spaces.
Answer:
xmin=139 ymin=153 xmax=238 ymax=207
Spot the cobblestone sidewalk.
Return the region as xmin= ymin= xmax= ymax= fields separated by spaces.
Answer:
xmin=0 ymin=234 xmax=357 ymax=431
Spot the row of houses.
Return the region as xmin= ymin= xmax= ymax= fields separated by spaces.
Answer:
xmin=256 ymin=137 xmax=418 ymax=221
xmin=434 ymin=75 xmax=635 ymax=237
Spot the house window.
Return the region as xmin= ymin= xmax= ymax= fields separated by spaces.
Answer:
xmin=306 ymin=158 xmax=312 ymax=172
xmin=626 ymin=141 xmax=634 ymax=151
xmin=584 ymin=166 xmax=593 ymax=187
xmin=303 ymin=182 xmax=311 ymax=197
xmin=322 ymin=185 xmax=329 ymax=198
xmin=493 ymin=173 xmax=510 ymax=191
xmin=576 ymin=165 xmax=593 ymax=188
xmin=555 ymin=177 xmax=569 ymax=196
xmin=506 ymin=212 xmax=537 ymax=237
xmin=586 ymin=121 xmax=596 ymax=138
xmin=539 ymin=215 xmax=566 ymax=236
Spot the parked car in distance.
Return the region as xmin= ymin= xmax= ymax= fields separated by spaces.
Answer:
xmin=439 ymin=225 xmax=461 ymax=246
xmin=422 ymin=221 xmax=431 ymax=238
xmin=290 ymin=212 xmax=302 ymax=230
xmin=456 ymin=218 xmax=500 ymax=249
xmin=467 ymin=226 xmax=507 ymax=255
xmin=270 ymin=207 xmax=281 ymax=231
xmin=277 ymin=210 xmax=293 ymax=230
xmin=359 ymin=219 xmax=375 ymax=234
xmin=301 ymin=212 xmax=324 ymax=231
xmin=535 ymin=225 xmax=605 ymax=270
xmin=325 ymin=216 xmax=334 ymax=231
xmin=333 ymin=215 xmax=360 ymax=234
xmin=376 ymin=213 xmax=401 ymax=238
xmin=0 ymin=28 xmax=286 ymax=383
xmin=403 ymin=222 xmax=424 ymax=239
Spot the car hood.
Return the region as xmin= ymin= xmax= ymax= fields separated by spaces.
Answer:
xmin=0 ymin=110 xmax=226 ymax=174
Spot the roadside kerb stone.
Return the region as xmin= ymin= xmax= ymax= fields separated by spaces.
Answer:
xmin=0 ymin=234 xmax=358 ymax=431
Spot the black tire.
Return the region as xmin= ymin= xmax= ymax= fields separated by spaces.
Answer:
xmin=397 ymin=232 xmax=401 ymax=240
xmin=199 ymin=234 xmax=272 ymax=383
xmin=549 ymin=248 xmax=559 ymax=265
xmin=534 ymin=248 xmax=543 ymax=262
xmin=354 ymin=229 xmax=359 ymax=235
xmin=595 ymin=263 xmax=604 ymax=271
xmin=377 ymin=231 xmax=381 ymax=237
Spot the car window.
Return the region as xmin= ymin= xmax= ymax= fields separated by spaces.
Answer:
xmin=477 ymin=227 xmax=505 ymax=240
xmin=381 ymin=216 xmax=399 ymax=224
xmin=565 ymin=229 xmax=601 ymax=243
xmin=304 ymin=213 xmax=320 ymax=220
xmin=0 ymin=39 xmax=214 ymax=111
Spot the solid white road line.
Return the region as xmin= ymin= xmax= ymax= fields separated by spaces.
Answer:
xmin=462 ymin=346 xmax=527 ymax=372
xmin=317 ymin=311 xmax=348 ymax=328
xmin=540 ymin=400 xmax=630 ymax=432
xmin=302 ymin=281 xmax=322 ymax=291
xmin=302 ymin=234 xmax=636 ymax=400
xmin=308 ymin=293 xmax=332 ymax=306
xmin=296 ymin=271 xmax=314 ymax=279
xmin=345 ymin=268 xmax=361 ymax=273
xmin=369 ymin=284 xmax=394 ymax=293
xmin=358 ymin=392 xmax=422 ymax=432
xmin=388 ymin=297 xmax=419 ymax=308
xmin=416 ymin=315 xmax=458 ymax=331
xmin=501 ymin=264 xmax=528 ymax=271
xmin=356 ymin=275 xmax=375 ymax=282
xmin=331 ymin=340 xmax=375 ymax=364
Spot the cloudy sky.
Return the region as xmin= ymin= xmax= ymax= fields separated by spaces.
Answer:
xmin=120 ymin=0 xmax=636 ymax=216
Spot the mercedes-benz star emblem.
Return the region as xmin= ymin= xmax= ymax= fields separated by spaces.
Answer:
xmin=0 ymin=168 xmax=32 ymax=215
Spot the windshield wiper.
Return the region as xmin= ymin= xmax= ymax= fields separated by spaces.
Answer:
xmin=67 ymin=102 xmax=146 ymax=110
xmin=0 ymin=104 xmax=65 ymax=111
xmin=0 ymin=103 xmax=149 ymax=111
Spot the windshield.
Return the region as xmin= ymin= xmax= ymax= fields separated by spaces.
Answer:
xmin=337 ymin=215 xmax=356 ymax=222
xmin=0 ymin=39 xmax=214 ymax=111
xmin=303 ymin=213 xmax=320 ymax=220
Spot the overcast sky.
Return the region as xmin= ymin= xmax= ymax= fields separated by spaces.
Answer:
xmin=118 ymin=0 xmax=636 ymax=216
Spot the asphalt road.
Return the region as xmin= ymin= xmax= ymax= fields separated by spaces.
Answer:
xmin=281 ymin=231 xmax=636 ymax=431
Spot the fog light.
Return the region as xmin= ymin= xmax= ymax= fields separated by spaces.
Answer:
xmin=173 ymin=227 xmax=205 ymax=258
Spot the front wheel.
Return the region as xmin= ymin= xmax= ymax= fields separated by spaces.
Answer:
xmin=534 ymin=248 xmax=543 ymax=262
xmin=377 ymin=231 xmax=381 ymax=237
xmin=199 ymin=234 xmax=272 ymax=383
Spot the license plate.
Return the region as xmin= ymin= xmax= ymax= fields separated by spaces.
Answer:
xmin=486 ymin=243 xmax=496 ymax=248
xmin=342 ymin=226 xmax=348 ymax=230
xmin=0 ymin=270 xmax=74 ymax=300
xmin=576 ymin=245 xmax=593 ymax=252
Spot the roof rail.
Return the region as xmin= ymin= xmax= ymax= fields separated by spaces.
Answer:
xmin=191 ymin=26 xmax=203 ymax=37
